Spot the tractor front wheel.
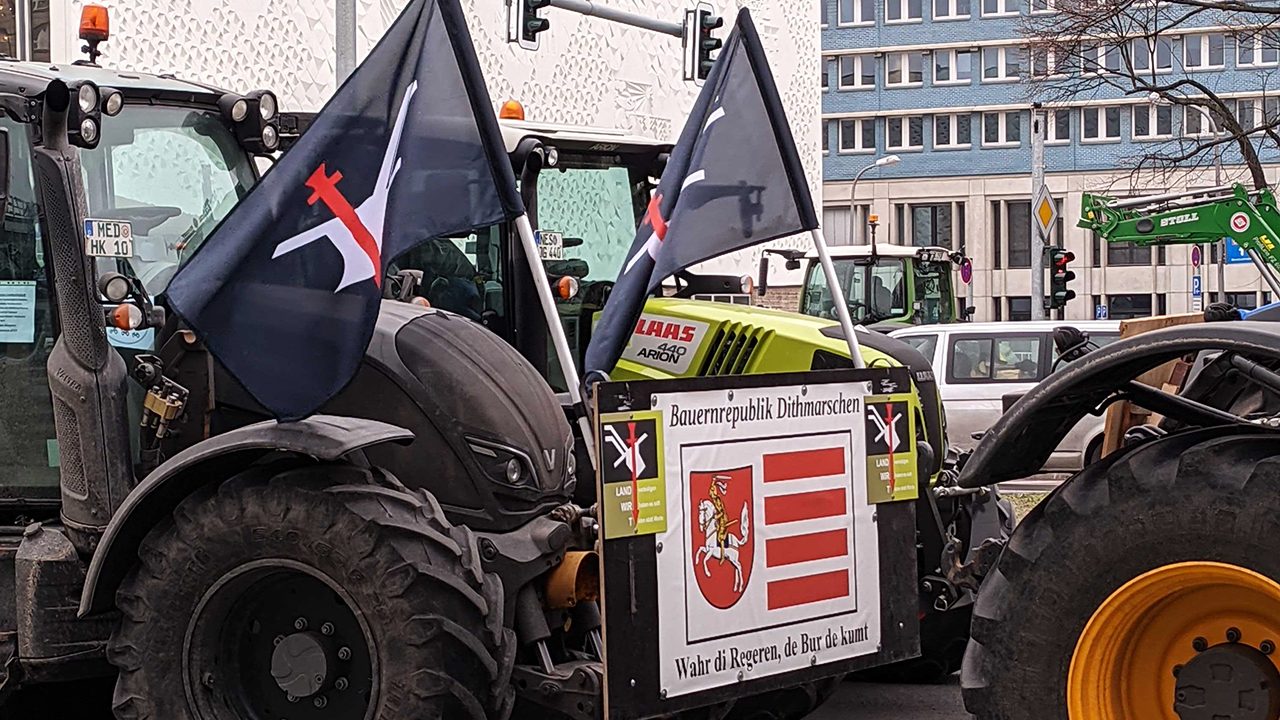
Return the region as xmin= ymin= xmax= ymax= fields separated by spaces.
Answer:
xmin=107 ymin=461 xmax=515 ymax=720
xmin=961 ymin=427 xmax=1280 ymax=720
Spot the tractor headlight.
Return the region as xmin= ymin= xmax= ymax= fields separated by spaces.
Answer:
xmin=77 ymin=83 xmax=98 ymax=113
xmin=102 ymin=89 xmax=123 ymax=116
xmin=466 ymin=437 xmax=537 ymax=489
xmin=79 ymin=117 xmax=99 ymax=144
xmin=261 ymin=124 xmax=279 ymax=150
xmin=258 ymin=91 xmax=277 ymax=121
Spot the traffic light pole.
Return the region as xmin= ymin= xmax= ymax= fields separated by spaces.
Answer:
xmin=548 ymin=0 xmax=683 ymax=37
xmin=1030 ymin=106 xmax=1046 ymax=321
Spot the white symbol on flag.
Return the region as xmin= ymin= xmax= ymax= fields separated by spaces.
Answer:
xmin=604 ymin=424 xmax=649 ymax=476
xmin=623 ymin=105 xmax=724 ymax=274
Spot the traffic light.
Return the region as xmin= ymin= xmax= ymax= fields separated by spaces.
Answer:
xmin=696 ymin=8 xmax=723 ymax=80
xmin=1047 ymin=246 xmax=1076 ymax=310
xmin=517 ymin=0 xmax=551 ymax=49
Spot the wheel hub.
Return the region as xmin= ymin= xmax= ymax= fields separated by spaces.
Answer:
xmin=1069 ymin=561 xmax=1280 ymax=720
xmin=1175 ymin=643 xmax=1280 ymax=720
xmin=271 ymin=631 xmax=333 ymax=698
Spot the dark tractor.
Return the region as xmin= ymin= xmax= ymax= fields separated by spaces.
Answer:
xmin=0 ymin=27 xmax=863 ymax=720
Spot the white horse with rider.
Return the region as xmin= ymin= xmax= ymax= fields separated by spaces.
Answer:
xmin=695 ymin=488 xmax=751 ymax=593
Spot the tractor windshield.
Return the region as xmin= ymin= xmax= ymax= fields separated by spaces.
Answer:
xmin=79 ymin=104 xmax=257 ymax=296
xmin=533 ymin=160 xmax=649 ymax=389
xmin=803 ymin=258 xmax=908 ymax=323
xmin=802 ymin=257 xmax=956 ymax=325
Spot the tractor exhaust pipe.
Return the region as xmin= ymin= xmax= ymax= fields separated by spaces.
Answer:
xmin=37 ymin=79 xmax=133 ymax=554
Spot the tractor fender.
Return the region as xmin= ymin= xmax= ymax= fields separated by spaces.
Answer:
xmin=78 ymin=415 xmax=413 ymax=617
xmin=957 ymin=321 xmax=1280 ymax=488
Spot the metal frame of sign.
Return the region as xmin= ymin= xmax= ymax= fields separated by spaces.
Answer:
xmin=594 ymin=367 xmax=919 ymax=720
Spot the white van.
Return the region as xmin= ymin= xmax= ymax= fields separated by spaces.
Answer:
xmin=890 ymin=320 xmax=1122 ymax=473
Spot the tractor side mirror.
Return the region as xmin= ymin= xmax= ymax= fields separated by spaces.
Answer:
xmin=784 ymin=258 xmax=800 ymax=271
xmin=964 ymin=305 xmax=976 ymax=320
xmin=757 ymin=255 xmax=769 ymax=296
xmin=0 ymin=128 xmax=10 ymax=219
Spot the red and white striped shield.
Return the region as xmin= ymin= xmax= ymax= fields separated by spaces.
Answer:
xmin=681 ymin=432 xmax=859 ymax=642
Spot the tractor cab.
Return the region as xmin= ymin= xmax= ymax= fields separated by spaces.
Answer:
xmin=390 ymin=111 xmax=755 ymax=391
xmin=0 ymin=56 xmax=275 ymax=517
xmin=779 ymin=244 xmax=966 ymax=331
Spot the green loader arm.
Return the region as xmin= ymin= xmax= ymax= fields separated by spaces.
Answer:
xmin=1079 ymin=183 xmax=1280 ymax=270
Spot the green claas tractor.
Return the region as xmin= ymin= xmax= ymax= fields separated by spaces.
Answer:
xmin=374 ymin=114 xmax=1012 ymax=684
xmin=758 ymin=243 xmax=970 ymax=331
xmin=958 ymin=182 xmax=1280 ymax=719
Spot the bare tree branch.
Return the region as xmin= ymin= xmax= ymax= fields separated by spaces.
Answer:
xmin=1019 ymin=0 xmax=1279 ymax=189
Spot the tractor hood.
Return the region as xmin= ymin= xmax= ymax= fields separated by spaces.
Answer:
xmin=615 ymin=298 xmax=899 ymax=379
xmin=613 ymin=297 xmax=945 ymax=479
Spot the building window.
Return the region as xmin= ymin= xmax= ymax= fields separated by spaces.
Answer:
xmin=982 ymin=111 xmax=1021 ymax=147
xmin=1108 ymin=241 xmax=1152 ymax=266
xmin=992 ymin=296 xmax=1003 ymax=321
xmin=982 ymin=0 xmax=1018 ymax=16
xmin=839 ymin=118 xmax=876 ymax=153
xmin=839 ymin=55 xmax=875 ymax=90
xmin=1183 ymin=106 xmax=1224 ymax=137
xmin=1029 ymin=0 xmax=1054 ymax=13
xmin=1046 ymin=108 xmax=1071 ymax=143
xmin=1225 ymin=291 xmax=1259 ymax=310
xmin=1157 ymin=293 xmax=1167 ymax=316
xmin=1133 ymin=104 xmax=1173 ymax=140
xmin=1008 ymin=297 xmax=1033 ymax=322
xmin=838 ymin=0 xmax=875 ymax=25
xmin=1081 ymin=43 xmax=1122 ymax=74
xmin=934 ymin=0 xmax=971 ymax=19
xmin=934 ymin=49 xmax=974 ymax=84
xmin=822 ymin=119 xmax=830 ymax=154
xmin=822 ymin=57 xmax=832 ymax=91
xmin=1183 ymin=33 xmax=1225 ymax=70
xmin=1030 ymin=48 xmax=1072 ymax=78
xmin=1006 ymin=200 xmax=1033 ymax=269
xmin=886 ymin=0 xmax=923 ymax=22
xmin=822 ymin=0 xmax=830 ymax=26
xmin=908 ymin=202 xmax=964 ymax=248
xmin=982 ymin=47 xmax=1022 ymax=83
xmin=886 ymin=52 xmax=924 ymax=86
xmin=1108 ymin=294 xmax=1153 ymax=319
xmin=1238 ymin=32 xmax=1280 ymax=67
xmin=1082 ymin=106 xmax=1121 ymax=142
xmin=886 ymin=116 xmax=925 ymax=150
xmin=935 ymin=113 xmax=973 ymax=148
xmin=1132 ymin=37 xmax=1173 ymax=73
xmin=1235 ymin=97 xmax=1280 ymax=130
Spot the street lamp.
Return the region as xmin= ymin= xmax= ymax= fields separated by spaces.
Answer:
xmin=850 ymin=154 xmax=900 ymax=243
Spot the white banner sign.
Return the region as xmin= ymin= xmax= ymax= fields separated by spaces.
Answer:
xmin=652 ymin=381 xmax=881 ymax=697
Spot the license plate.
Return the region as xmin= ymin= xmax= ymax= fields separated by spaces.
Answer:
xmin=84 ymin=219 xmax=134 ymax=258
xmin=538 ymin=230 xmax=564 ymax=261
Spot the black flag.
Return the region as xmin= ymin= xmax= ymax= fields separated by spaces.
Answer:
xmin=582 ymin=8 xmax=818 ymax=380
xmin=165 ymin=0 xmax=523 ymax=420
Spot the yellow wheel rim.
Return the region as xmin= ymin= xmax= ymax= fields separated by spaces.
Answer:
xmin=1069 ymin=561 xmax=1280 ymax=720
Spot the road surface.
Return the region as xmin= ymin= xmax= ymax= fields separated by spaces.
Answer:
xmin=814 ymin=676 xmax=971 ymax=720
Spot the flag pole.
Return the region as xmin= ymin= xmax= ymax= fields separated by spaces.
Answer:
xmin=810 ymin=226 xmax=865 ymax=369
xmin=514 ymin=214 xmax=599 ymax=469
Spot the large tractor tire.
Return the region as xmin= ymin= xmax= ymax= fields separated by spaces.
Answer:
xmin=962 ymin=427 xmax=1280 ymax=720
xmin=107 ymin=460 xmax=516 ymax=720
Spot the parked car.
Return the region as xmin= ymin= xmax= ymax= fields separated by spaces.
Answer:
xmin=890 ymin=320 xmax=1122 ymax=472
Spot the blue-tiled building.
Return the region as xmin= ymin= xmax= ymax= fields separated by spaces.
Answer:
xmin=818 ymin=0 xmax=1280 ymax=320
